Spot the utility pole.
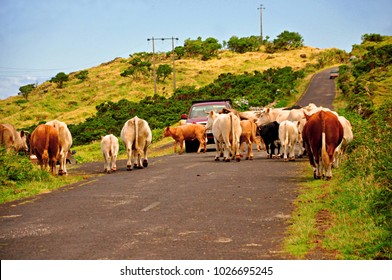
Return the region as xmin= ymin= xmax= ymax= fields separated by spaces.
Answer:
xmin=258 ymin=2 xmax=265 ymax=45
xmin=147 ymin=36 xmax=179 ymax=95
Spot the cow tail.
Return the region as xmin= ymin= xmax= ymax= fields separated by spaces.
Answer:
xmin=321 ymin=112 xmax=329 ymax=168
xmin=134 ymin=117 xmax=144 ymax=156
xmin=284 ymin=122 xmax=289 ymax=147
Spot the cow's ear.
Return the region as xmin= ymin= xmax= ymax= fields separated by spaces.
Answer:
xmin=304 ymin=112 xmax=310 ymax=121
xmin=20 ymin=130 xmax=25 ymax=137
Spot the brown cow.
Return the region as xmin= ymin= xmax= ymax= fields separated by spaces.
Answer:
xmin=30 ymin=124 xmax=60 ymax=175
xmin=302 ymin=110 xmax=343 ymax=180
xmin=0 ymin=123 xmax=29 ymax=153
xmin=163 ymin=124 xmax=206 ymax=154
xmin=239 ymin=119 xmax=262 ymax=160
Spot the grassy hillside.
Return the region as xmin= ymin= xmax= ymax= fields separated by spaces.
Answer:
xmin=1 ymin=46 xmax=328 ymax=128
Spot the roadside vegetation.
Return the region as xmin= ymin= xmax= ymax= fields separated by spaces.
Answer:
xmin=285 ymin=34 xmax=392 ymax=259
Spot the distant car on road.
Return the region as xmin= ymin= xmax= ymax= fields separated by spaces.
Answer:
xmin=329 ymin=70 xmax=339 ymax=79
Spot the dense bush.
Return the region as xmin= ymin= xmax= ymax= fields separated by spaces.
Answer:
xmin=0 ymin=148 xmax=50 ymax=189
xmin=337 ymin=43 xmax=392 ymax=117
xmin=226 ymin=35 xmax=260 ymax=53
xmin=265 ymin=31 xmax=304 ymax=53
xmin=183 ymin=37 xmax=222 ymax=60
xmin=70 ymin=66 xmax=304 ymax=145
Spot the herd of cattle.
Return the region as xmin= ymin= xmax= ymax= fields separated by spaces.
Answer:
xmin=163 ymin=102 xmax=353 ymax=180
xmin=0 ymin=102 xmax=353 ymax=180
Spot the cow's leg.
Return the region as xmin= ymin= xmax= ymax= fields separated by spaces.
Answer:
xmin=179 ymin=140 xmax=184 ymax=154
xmin=197 ymin=140 xmax=202 ymax=154
xmin=126 ymin=143 xmax=133 ymax=171
xmin=57 ymin=151 xmax=64 ymax=175
xmin=234 ymin=139 xmax=241 ymax=162
xmin=276 ymin=141 xmax=281 ymax=159
xmin=142 ymin=143 xmax=149 ymax=168
xmin=247 ymin=141 xmax=253 ymax=160
xmin=266 ymin=143 xmax=271 ymax=158
xmin=214 ymin=138 xmax=221 ymax=161
xmin=283 ymin=143 xmax=288 ymax=161
xmin=103 ymin=152 xmax=110 ymax=173
xmin=111 ymin=154 xmax=117 ymax=172
xmin=289 ymin=143 xmax=296 ymax=161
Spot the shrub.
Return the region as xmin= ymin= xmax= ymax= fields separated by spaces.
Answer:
xmin=226 ymin=35 xmax=260 ymax=53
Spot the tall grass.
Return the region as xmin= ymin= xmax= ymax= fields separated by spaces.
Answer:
xmin=286 ymin=102 xmax=392 ymax=259
xmin=0 ymin=148 xmax=83 ymax=204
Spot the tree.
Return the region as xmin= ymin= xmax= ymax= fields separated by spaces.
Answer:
xmin=75 ymin=70 xmax=89 ymax=81
xmin=274 ymin=31 xmax=304 ymax=50
xmin=265 ymin=31 xmax=304 ymax=53
xmin=19 ymin=83 xmax=35 ymax=100
xmin=227 ymin=35 xmax=260 ymax=53
xmin=50 ymin=72 xmax=69 ymax=88
xmin=156 ymin=64 xmax=173 ymax=82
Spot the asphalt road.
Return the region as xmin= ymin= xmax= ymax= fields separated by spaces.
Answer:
xmin=0 ymin=67 xmax=337 ymax=260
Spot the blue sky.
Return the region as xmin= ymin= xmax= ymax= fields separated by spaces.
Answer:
xmin=0 ymin=0 xmax=391 ymax=99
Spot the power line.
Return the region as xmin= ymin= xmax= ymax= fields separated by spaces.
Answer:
xmin=258 ymin=1 xmax=265 ymax=45
xmin=147 ymin=36 xmax=179 ymax=95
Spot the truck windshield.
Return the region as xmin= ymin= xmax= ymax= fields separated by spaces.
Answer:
xmin=190 ymin=105 xmax=226 ymax=118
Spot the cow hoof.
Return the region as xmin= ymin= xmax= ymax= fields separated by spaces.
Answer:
xmin=326 ymin=176 xmax=332 ymax=181
xmin=225 ymin=158 xmax=230 ymax=162
xmin=284 ymin=158 xmax=288 ymax=162
xmin=214 ymin=157 xmax=220 ymax=161
xmin=111 ymin=168 xmax=117 ymax=172
xmin=266 ymin=154 xmax=271 ymax=159
xmin=236 ymin=157 xmax=241 ymax=162
xmin=126 ymin=165 xmax=133 ymax=171
xmin=289 ymin=157 xmax=295 ymax=161
xmin=143 ymin=160 xmax=148 ymax=168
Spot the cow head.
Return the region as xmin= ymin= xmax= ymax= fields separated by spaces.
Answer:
xmin=205 ymin=110 xmax=217 ymax=130
xmin=19 ymin=130 xmax=29 ymax=153
xmin=255 ymin=108 xmax=272 ymax=127
xmin=163 ymin=127 xmax=172 ymax=137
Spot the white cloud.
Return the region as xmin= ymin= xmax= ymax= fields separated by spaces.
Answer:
xmin=0 ymin=76 xmax=44 ymax=100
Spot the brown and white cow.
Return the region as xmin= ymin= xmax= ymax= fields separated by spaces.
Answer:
xmin=30 ymin=124 xmax=60 ymax=175
xmin=302 ymin=110 xmax=343 ymax=180
xmin=0 ymin=123 xmax=29 ymax=153
xmin=279 ymin=120 xmax=299 ymax=161
xmin=46 ymin=120 xmax=72 ymax=175
xmin=206 ymin=111 xmax=242 ymax=162
xmin=121 ymin=116 xmax=152 ymax=170
xmin=163 ymin=124 xmax=206 ymax=154
xmin=101 ymin=134 xmax=119 ymax=173
xmin=239 ymin=119 xmax=261 ymax=160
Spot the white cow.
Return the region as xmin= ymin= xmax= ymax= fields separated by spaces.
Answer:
xmin=121 ymin=116 xmax=152 ymax=170
xmin=206 ymin=111 xmax=242 ymax=162
xmin=46 ymin=120 xmax=72 ymax=175
xmin=333 ymin=116 xmax=354 ymax=167
xmin=255 ymin=107 xmax=285 ymax=127
xmin=279 ymin=120 xmax=299 ymax=161
xmin=101 ymin=134 xmax=119 ymax=173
